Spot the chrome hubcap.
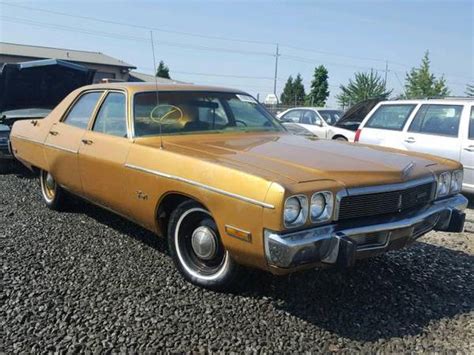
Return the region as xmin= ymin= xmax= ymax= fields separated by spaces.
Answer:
xmin=191 ymin=226 xmax=218 ymax=260
xmin=45 ymin=173 xmax=55 ymax=191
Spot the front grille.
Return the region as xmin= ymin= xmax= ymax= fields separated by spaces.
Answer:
xmin=338 ymin=182 xmax=434 ymax=221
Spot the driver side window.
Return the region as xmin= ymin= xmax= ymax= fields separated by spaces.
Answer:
xmin=93 ymin=92 xmax=127 ymax=137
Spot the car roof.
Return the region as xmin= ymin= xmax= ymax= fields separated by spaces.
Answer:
xmin=378 ymin=98 xmax=474 ymax=105
xmin=77 ymin=82 xmax=249 ymax=95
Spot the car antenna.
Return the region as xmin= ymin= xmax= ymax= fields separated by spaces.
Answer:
xmin=150 ymin=30 xmax=164 ymax=149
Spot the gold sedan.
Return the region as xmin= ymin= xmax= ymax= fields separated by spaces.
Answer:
xmin=10 ymin=83 xmax=468 ymax=289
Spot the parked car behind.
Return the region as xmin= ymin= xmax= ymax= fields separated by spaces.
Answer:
xmin=277 ymin=107 xmax=344 ymax=139
xmin=277 ymin=100 xmax=381 ymax=141
xmin=10 ymin=83 xmax=468 ymax=290
xmin=0 ymin=59 xmax=95 ymax=170
xmin=355 ymin=98 xmax=474 ymax=193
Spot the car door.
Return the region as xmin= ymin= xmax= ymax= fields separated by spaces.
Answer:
xmin=43 ymin=90 xmax=104 ymax=194
xmin=299 ymin=110 xmax=327 ymax=138
xmin=460 ymin=105 xmax=474 ymax=191
xmin=78 ymin=91 xmax=132 ymax=214
xmin=357 ymin=103 xmax=418 ymax=148
xmin=402 ymin=104 xmax=463 ymax=161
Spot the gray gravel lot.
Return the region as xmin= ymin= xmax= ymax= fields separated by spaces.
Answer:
xmin=1 ymin=166 xmax=473 ymax=353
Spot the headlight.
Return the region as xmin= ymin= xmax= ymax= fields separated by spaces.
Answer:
xmin=436 ymin=172 xmax=451 ymax=198
xmin=284 ymin=195 xmax=308 ymax=227
xmin=450 ymin=170 xmax=463 ymax=194
xmin=310 ymin=191 xmax=334 ymax=223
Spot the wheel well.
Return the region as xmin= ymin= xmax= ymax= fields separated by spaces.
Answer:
xmin=156 ymin=193 xmax=198 ymax=237
xmin=332 ymin=135 xmax=348 ymax=141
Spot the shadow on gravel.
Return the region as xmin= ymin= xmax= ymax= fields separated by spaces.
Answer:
xmin=240 ymin=243 xmax=474 ymax=342
xmin=65 ymin=197 xmax=168 ymax=253
xmin=41 ymin=185 xmax=473 ymax=344
xmin=0 ymin=160 xmax=36 ymax=178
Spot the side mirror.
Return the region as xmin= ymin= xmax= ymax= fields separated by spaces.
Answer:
xmin=314 ymin=118 xmax=323 ymax=127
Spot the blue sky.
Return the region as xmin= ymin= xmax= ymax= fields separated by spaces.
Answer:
xmin=1 ymin=0 xmax=473 ymax=107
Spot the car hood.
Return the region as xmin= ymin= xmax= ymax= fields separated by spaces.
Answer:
xmin=139 ymin=133 xmax=450 ymax=187
xmin=335 ymin=98 xmax=382 ymax=128
xmin=0 ymin=59 xmax=95 ymax=113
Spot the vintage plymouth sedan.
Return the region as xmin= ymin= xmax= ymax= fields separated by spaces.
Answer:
xmin=10 ymin=83 xmax=467 ymax=289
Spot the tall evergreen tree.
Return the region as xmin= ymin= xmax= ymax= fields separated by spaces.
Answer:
xmin=280 ymin=76 xmax=294 ymax=105
xmin=337 ymin=70 xmax=391 ymax=108
xmin=156 ymin=60 xmax=171 ymax=79
xmin=306 ymin=65 xmax=329 ymax=106
xmin=403 ymin=51 xmax=449 ymax=98
xmin=292 ymin=73 xmax=306 ymax=106
xmin=466 ymin=83 xmax=474 ymax=97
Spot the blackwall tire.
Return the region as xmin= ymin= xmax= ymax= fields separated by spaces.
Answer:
xmin=167 ymin=200 xmax=241 ymax=290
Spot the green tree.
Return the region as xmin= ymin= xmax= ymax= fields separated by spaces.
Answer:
xmin=156 ymin=60 xmax=171 ymax=79
xmin=466 ymin=83 xmax=474 ymax=97
xmin=337 ymin=70 xmax=391 ymax=108
xmin=280 ymin=75 xmax=294 ymax=105
xmin=293 ymin=73 xmax=306 ymax=106
xmin=403 ymin=51 xmax=449 ymax=98
xmin=306 ymin=65 xmax=329 ymax=106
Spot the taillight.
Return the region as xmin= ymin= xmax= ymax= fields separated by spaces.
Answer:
xmin=354 ymin=129 xmax=361 ymax=142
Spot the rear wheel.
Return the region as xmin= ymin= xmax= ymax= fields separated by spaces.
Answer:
xmin=39 ymin=170 xmax=67 ymax=210
xmin=168 ymin=200 xmax=240 ymax=290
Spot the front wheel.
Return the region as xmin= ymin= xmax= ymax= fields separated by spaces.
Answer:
xmin=334 ymin=136 xmax=348 ymax=141
xmin=168 ymin=200 xmax=241 ymax=290
xmin=39 ymin=170 xmax=67 ymax=210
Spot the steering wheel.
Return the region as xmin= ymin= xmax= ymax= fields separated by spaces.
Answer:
xmin=235 ymin=119 xmax=248 ymax=127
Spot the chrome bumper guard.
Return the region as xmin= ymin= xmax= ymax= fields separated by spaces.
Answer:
xmin=264 ymin=194 xmax=468 ymax=269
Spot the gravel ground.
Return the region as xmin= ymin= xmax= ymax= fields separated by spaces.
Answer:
xmin=1 ymin=166 xmax=473 ymax=353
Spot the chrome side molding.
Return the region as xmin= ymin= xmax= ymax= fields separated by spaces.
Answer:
xmin=124 ymin=163 xmax=275 ymax=209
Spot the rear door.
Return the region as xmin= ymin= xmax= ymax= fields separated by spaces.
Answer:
xmin=460 ymin=106 xmax=474 ymax=191
xmin=357 ymin=103 xmax=418 ymax=148
xmin=402 ymin=104 xmax=463 ymax=161
xmin=44 ymin=90 xmax=104 ymax=194
xmin=78 ymin=91 xmax=132 ymax=214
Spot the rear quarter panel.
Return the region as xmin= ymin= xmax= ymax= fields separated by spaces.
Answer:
xmin=10 ymin=89 xmax=81 ymax=171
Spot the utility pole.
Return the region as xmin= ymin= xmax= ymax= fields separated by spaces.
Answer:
xmin=384 ymin=60 xmax=389 ymax=86
xmin=273 ymin=43 xmax=279 ymax=100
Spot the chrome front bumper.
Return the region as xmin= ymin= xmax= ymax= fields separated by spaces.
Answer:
xmin=264 ymin=194 xmax=468 ymax=269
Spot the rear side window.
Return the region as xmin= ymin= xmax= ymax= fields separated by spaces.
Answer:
xmin=365 ymin=104 xmax=416 ymax=131
xmin=63 ymin=91 xmax=103 ymax=129
xmin=408 ymin=104 xmax=462 ymax=137
xmin=93 ymin=92 xmax=127 ymax=137
xmin=469 ymin=106 xmax=474 ymax=140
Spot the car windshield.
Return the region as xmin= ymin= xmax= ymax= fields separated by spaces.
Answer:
xmin=318 ymin=110 xmax=343 ymax=125
xmin=133 ymin=91 xmax=283 ymax=136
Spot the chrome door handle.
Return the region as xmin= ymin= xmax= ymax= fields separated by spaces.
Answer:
xmin=464 ymin=146 xmax=474 ymax=152
xmin=49 ymin=130 xmax=59 ymax=136
xmin=404 ymin=137 xmax=416 ymax=143
xmin=81 ymin=139 xmax=93 ymax=145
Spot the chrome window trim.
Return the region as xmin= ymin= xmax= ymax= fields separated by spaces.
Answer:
xmin=89 ymin=89 xmax=131 ymax=139
xmin=124 ymin=163 xmax=275 ymax=209
xmin=334 ymin=175 xmax=436 ymax=221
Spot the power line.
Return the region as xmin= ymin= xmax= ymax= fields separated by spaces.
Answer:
xmin=0 ymin=1 xmax=276 ymax=46
xmin=2 ymin=2 xmax=472 ymax=82
xmin=0 ymin=16 xmax=275 ymax=57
